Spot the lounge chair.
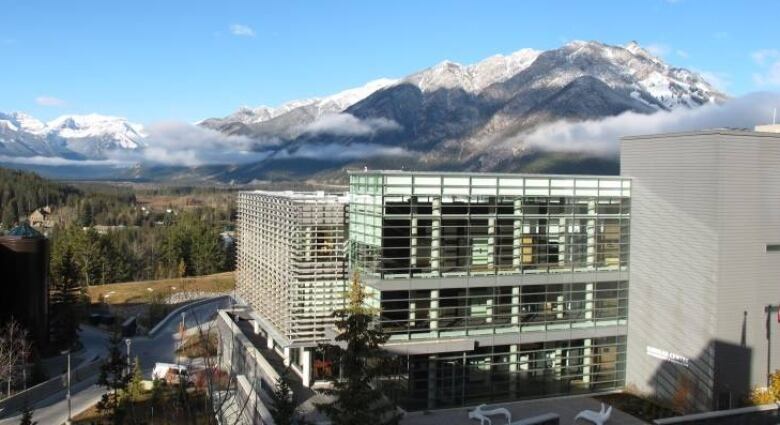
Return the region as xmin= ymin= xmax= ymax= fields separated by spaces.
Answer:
xmin=469 ymin=403 xmax=512 ymax=425
xmin=574 ymin=403 xmax=612 ymax=425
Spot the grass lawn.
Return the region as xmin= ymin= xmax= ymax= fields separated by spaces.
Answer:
xmin=73 ymin=387 xmax=214 ymax=425
xmin=87 ymin=272 xmax=234 ymax=305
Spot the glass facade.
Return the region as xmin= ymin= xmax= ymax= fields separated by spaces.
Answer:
xmin=350 ymin=172 xmax=630 ymax=278
xmin=348 ymin=171 xmax=631 ymax=410
xmin=368 ymin=281 xmax=628 ymax=340
xmin=399 ymin=336 xmax=627 ymax=410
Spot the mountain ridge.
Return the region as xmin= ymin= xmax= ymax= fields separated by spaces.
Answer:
xmin=0 ymin=40 xmax=726 ymax=182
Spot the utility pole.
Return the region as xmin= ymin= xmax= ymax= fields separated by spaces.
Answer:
xmin=61 ymin=349 xmax=72 ymax=425
xmin=765 ymin=303 xmax=779 ymax=386
xmin=125 ymin=338 xmax=132 ymax=375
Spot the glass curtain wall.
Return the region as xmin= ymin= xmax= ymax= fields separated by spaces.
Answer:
xmin=349 ymin=173 xmax=631 ymax=279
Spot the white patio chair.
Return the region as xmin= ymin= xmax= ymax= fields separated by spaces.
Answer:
xmin=574 ymin=403 xmax=612 ymax=425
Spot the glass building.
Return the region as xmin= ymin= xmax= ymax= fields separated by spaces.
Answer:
xmin=348 ymin=171 xmax=631 ymax=409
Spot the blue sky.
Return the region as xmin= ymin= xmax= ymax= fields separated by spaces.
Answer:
xmin=1 ymin=0 xmax=778 ymax=123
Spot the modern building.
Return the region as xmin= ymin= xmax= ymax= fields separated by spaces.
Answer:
xmin=234 ymin=129 xmax=780 ymax=414
xmin=235 ymin=190 xmax=348 ymax=387
xmin=348 ymin=171 xmax=631 ymax=409
xmin=0 ymin=223 xmax=50 ymax=347
xmin=621 ymin=129 xmax=780 ymax=411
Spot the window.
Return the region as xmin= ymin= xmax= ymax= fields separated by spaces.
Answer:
xmin=767 ymin=244 xmax=780 ymax=252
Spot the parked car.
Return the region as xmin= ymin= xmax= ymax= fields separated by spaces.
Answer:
xmin=152 ymin=362 xmax=190 ymax=385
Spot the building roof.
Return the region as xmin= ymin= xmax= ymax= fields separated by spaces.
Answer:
xmin=347 ymin=169 xmax=627 ymax=180
xmin=5 ymin=222 xmax=44 ymax=238
xmin=621 ymin=128 xmax=780 ymax=140
xmin=240 ymin=190 xmax=349 ymax=203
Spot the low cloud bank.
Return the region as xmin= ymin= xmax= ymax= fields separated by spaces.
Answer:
xmin=0 ymin=155 xmax=125 ymax=167
xmin=275 ymin=142 xmax=411 ymax=160
xmin=518 ymin=92 xmax=780 ymax=156
xmin=126 ymin=121 xmax=275 ymax=166
xmin=299 ymin=113 xmax=401 ymax=136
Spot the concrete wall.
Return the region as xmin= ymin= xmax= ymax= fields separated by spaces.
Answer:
xmin=621 ymin=131 xmax=780 ymax=410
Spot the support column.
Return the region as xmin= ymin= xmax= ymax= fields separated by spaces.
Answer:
xmin=583 ymin=339 xmax=592 ymax=384
xmin=428 ymin=355 xmax=438 ymax=409
xmin=410 ymin=216 xmax=418 ymax=269
xmin=409 ymin=300 xmax=416 ymax=329
xmin=267 ymin=335 xmax=274 ymax=350
xmin=513 ymin=199 xmax=522 ymax=270
xmin=251 ymin=320 xmax=260 ymax=335
xmin=430 ymin=289 xmax=439 ymax=334
xmin=283 ymin=346 xmax=291 ymax=367
xmin=486 ymin=297 xmax=493 ymax=324
xmin=585 ymin=283 xmax=594 ymax=323
xmin=587 ymin=200 xmax=596 ymax=270
xmin=509 ymin=344 xmax=518 ymax=398
xmin=302 ymin=348 xmax=312 ymax=387
xmin=488 ymin=217 xmax=495 ymax=271
xmin=558 ymin=217 xmax=567 ymax=269
xmin=432 ymin=198 xmax=441 ymax=275
xmin=511 ymin=286 xmax=520 ymax=328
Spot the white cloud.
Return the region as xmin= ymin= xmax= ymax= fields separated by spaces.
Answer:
xmin=752 ymin=50 xmax=780 ymax=87
xmin=136 ymin=121 xmax=274 ymax=166
xmin=695 ymin=69 xmax=730 ymax=91
xmin=299 ymin=113 xmax=401 ymax=136
xmin=35 ymin=96 xmax=66 ymax=107
xmin=752 ymin=49 xmax=779 ymax=65
xmin=229 ymin=24 xmax=255 ymax=37
xmin=0 ymin=155 xmax=125 ymax=167
xmin=645 ymin=43 xmax=670 ymax=57
xmin=275 ymin=142 xmax=411 ymax=160
xmin=511 ymin=92 xmax=780 ymax=156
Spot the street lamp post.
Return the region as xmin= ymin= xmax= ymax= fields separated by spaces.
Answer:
xmin=61 ymin=349 xmax=72 ymax=425
xmin=765 ymin=303 xmax=779 ymax=386
xmin=179 ymin=312 xmax=186 ymax=365
xmin=125 ymin=338 xmax=132 ymax=375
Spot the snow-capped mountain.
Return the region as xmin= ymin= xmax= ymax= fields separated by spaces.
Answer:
xmin=404 ymin=48 xmax=541 ymax=93
xmin=199 ymin=78 xmax=399 ymax=137
xmin=2 ymin=40 xmax=727 ymax=182
xmin=201 ymin=40 xmax=725 ymax=182
xmin=0 ymin=112 xmax=146 ymax=159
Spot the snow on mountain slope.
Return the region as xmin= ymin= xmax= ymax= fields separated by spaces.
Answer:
xmin=0 ymin=113 xmax=146 ymax=159
xmin=205 ymin=78 xmax=399 ymax=128
xmin=404 ymin=48 xmax=541 ymax=93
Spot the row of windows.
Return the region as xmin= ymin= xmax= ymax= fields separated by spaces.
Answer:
xmin=384 ymin=337 xmax=627 ymax=409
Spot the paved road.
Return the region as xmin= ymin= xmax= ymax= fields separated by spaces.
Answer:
xmin=0 ymin=296 xmax=233 ymax=425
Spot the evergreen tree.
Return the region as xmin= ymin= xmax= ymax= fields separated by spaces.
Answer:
xmin=97 ymin=328 xmax=130 ymax=424
xmin=270 ymin=369 xmax=305 ymax=425
xmin=49 ymin=247 xmax=82 ymax=349
xmin=18 ymin=403 xmax=36 ymax=425
xmin=315 ymin=273 xmax=401 ymax=425
xmin=127 ymin=356 xmax=144 ymax=401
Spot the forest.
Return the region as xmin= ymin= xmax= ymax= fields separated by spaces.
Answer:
xmin=0 ymin=167 xmax=236 ymax=286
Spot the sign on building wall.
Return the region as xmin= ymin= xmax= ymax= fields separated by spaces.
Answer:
xmin=646 ymin=346 xmax=689 ymax=367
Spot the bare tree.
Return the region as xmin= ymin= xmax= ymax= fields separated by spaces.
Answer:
xmin=182 ymin=307 xmax=255 ymax=425
xmin=0 ymin=318 xmax=31 ymax=398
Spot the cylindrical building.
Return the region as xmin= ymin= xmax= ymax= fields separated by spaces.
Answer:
xmin=0 ymin=223 xmax=50 ymax=347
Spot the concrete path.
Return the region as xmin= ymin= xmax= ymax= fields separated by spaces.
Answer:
xmin=0 ymin=296 xmax=234 ymax=425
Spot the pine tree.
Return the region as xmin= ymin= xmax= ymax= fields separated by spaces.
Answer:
xmin=270 ymin=369 xmax=302 ymax=425
xmin=49 ymin=247 xmax=82 ymax=349
xmin=315 ymin=272 xmax=401 ymax=425
xmin=18 ymin=403 xmax=36 ymax=425
xmin=97 ymin=328 xmax=130 ymax=424
xmin=127 ymin=356 xmax=144 ymax=401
